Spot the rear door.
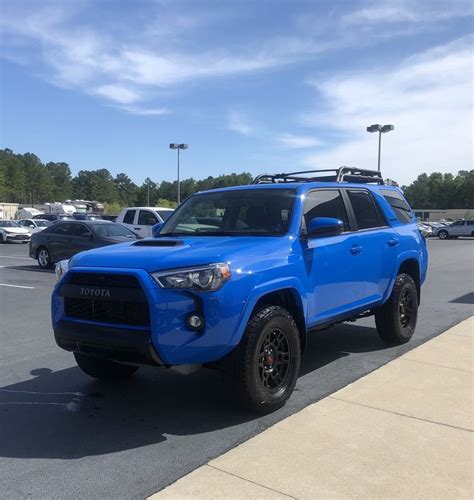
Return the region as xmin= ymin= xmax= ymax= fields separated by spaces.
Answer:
xmin=120 ymin=209 xmax=137 ymax=234
xmin=343 ymin=189 xmax=398 ymax=305
xmin=135 ymin=210 xmax=159 ymax=237
xmin=48 ymin=223 xmax=75 ymax=261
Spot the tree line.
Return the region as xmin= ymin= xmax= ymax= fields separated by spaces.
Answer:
xmin=0 ymin=148 xmax=252 ymax=213
xmin=1 ymin=148 xmax=472 ymax=211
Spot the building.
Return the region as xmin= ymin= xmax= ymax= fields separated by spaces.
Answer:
xmin=413 ymin=208 xmax=474 ymax=222
xmin=0 ymin=203 xmax=19 ymax=220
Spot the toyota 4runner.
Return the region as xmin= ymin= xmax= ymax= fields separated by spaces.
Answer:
xmin=52 ymin=167 xmax=428 ymax=413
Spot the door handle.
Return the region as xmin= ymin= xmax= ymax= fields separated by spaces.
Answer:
xmin=387 ymin=238 xmax=400 ymax=247
xmin=134 ymin=227 xmax=141 ymax=230
xmin=350 ymin=245 xmax=362 ymax=255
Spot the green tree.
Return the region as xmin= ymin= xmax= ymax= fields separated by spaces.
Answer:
xmin=46 ymin=162 xmax=72 ymax=201
xmin=114 ymin=173 xmax=137 ymax=206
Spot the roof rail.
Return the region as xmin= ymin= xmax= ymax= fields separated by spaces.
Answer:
xmin=252 ymin=166 xmax=384 ymax=185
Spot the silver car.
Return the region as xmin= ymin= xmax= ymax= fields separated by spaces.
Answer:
xmin=437 ymin=220 xmax=474 ymax=239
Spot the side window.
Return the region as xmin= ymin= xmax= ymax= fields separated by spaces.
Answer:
xmin=123 ymin=210 xmax=136 ymax=224
xmin=138 ymin=210 xmax=159 ymax=226
xmin=348 ymin=190 xmax=381 ymax=230
xmin=51 ymin=223 xmax=73 ymax=235
xmin=303 ymin=190 xmax=349 ymax=231
xmin=380 ymin=189 xmax=413 ymax=224
xmin=70 ymin=224 xmax=92 ymax=238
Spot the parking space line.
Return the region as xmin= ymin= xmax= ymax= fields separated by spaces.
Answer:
xmin=0 ymin=256 xmax=32 ymax=260
xmin=0 ymin=283 xmax=35 ymax=289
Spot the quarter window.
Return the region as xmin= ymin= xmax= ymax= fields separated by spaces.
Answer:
xmin=348 ymin=190 xmax=381 ymax=230
xmin=380 ymin=189 xmax=413 ymax=224
xmin=303 ymin=190 xmax=349 ymax=231
xmin=123 ymin=210 xmax=136 ymax=224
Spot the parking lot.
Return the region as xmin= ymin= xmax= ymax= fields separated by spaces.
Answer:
xmin=0 ymin=239 xmax=472 ymax=499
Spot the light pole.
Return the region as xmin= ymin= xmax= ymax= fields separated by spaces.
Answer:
xmin=169 ymin=143 xmax=188 ymax=205
xmin=366 ymin=124 xmax=394 ymax=171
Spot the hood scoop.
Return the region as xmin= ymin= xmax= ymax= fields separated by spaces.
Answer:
xmin=133 ymin=239 xmax=184 ymax=247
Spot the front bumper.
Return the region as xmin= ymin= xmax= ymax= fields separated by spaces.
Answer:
xmin=5 ymin=233 xmax=30 ymax=242
xmin=52 ymin=266 xmax=249 ymax=366
xmin=54 ymin=320 xmax=164 ymax=365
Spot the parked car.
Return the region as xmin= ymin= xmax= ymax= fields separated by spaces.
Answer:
xmin=117 ymin=207 xmax=174 ymax=237
xmin=0 ymin=220 xmax=31 ymax=243
xmin=52 ymin=167 xmax=428 ymax=413
xmin=417 ymin=222 xmax=433 ymax=238
xmin=436 ymin=220 xmax=474 ymax=239
xmin=18 ymin=219 xmax=53 ymax=233
xmin=33 ymin=213 xmax=74 ymax=222
xmin=30 ymin=220 xmax=139 ymax=268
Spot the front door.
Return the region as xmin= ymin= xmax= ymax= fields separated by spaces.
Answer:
xmin=302 ymin=189 xmax=365 ymax=326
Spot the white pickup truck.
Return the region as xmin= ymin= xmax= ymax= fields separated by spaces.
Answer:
xmin=116 ymin=207 xmax=174 ymax=237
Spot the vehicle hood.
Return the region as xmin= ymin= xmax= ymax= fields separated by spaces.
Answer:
xmin=1 ymin=227 xmax=30 ymax=234
xmin=70 ymin=235 xmax=294 ymax=272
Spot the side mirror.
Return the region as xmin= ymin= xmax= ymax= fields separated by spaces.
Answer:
xmin=152 ymin=222 xmax=163 ymax=237
xmin=307 ymin=217 xmax=344 ymax=238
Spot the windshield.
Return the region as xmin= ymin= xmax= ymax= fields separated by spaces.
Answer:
xmin=158 ymin=210 xmax=173 ymax=222
xmin=35 ymin=220 xmax=52 ymax=227
xmin=0 ymin=221 xmax=19 ymax=227
xmin=161 ymin=189 xmax=295 ymax=236
xmin=91 ymin=223 xmax=136 ymax=238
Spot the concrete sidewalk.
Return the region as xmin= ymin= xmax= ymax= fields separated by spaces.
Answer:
xmin=151 ymin=317 xmax=473 ymax=499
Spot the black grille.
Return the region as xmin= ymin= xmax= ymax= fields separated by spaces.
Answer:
xmin=68 ymin=273 xmax=141 ymax=288
xmin=64 ymin=273 xmax=150 ymax=327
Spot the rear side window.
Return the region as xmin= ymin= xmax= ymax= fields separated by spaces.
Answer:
xmin=138 ymin=210 xmax=158 ymax=225
xmin=303 ymin=190 xmax=349 ymax=231
xmin=380 ymin=189 xmax=413 ymax=224
xmin=123 ymin=210 xmax=136 ymax=224
xmin=348 ymin=190 xmax=381 ymax=230
xmin=50 ymin=223 xmax=74 ymax=235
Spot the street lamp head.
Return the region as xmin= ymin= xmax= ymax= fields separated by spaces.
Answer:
xmin=381 ymin=124 xmax=394 ymax=133
xmin=367 ymin=124 xmax=381 ymax=133
xmin=169 ymin=143 xmax=179 ymax=149
xmin=179 ymin=144 xmax=188 ymax=150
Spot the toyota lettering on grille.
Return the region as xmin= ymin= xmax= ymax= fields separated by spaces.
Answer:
xmin=80 ymin=287 xmax=111 ymax=298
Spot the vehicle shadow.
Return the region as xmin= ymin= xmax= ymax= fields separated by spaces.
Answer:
xmin=0 ymin=323 xmax=389 ymax=460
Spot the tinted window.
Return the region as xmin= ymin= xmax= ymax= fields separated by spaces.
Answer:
xmin=138 ymin=210 xmax=158 ymax=225
xmin=380 ymin=189 xmax=413 ymax=224
xmin=157 ymin=210 xmax=173 ymax=222
xmin=348 ymin=190 xmax=381 ymax=230
xmin=303 ymin=190 xmax=349 ymax=231
xmin=451 ymin=220 xmax=464 ymax=226
xmin=50 ymin=223 xmax=75 ymax=235
xmin=123 ymin=210 xmax=136 ymax=224
xmin=92 ymin=223 xmax=136 ymax=238
xmin=161 ymin=189 xmax=295 ymax=236
xmin=70 ymin=223 xmax=92 ymax=238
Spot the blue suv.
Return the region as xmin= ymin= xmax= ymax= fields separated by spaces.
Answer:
xmin=52 ymin=167 xmax=428 ymax=413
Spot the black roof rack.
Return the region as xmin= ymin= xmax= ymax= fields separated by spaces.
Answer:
xmin=252 ymin=167 xmax=384 ymax=185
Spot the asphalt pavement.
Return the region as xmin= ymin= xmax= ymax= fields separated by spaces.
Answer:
xmin=0 ymin=238 xmax=473 ymax=499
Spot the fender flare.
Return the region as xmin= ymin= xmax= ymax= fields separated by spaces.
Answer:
xmin=383 ymin=250 xmax=421 ymax=303
xmin=229 ymin=277 xmax=307 ymax=347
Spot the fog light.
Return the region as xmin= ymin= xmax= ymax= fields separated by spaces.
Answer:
xmin=187 ymin=313 xmax=203 ymax=330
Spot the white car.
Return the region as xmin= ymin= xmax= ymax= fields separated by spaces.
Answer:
xmin=0 ymin=220 xmax=31 ymax=243
xmin=116 ymin=207 xmax=174 ymax=237
xmin=18 ymin=219 xmax=53 ymax=234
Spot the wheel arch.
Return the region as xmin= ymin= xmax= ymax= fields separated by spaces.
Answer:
xmin=397 ymin=258 xmax=421 ymax=304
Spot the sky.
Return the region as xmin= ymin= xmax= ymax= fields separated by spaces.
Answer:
xmin=0 ymin=0 xmax=472 ymax=186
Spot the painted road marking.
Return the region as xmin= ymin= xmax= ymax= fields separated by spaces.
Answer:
xmin=0 ymin=283 xmax=35 ymax=289
xmin=0 ymin=256 xmax=32 ymax=260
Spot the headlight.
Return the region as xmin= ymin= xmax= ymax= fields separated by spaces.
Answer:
xmin=55 ymin=259 xmax=69 ymax=282
xmin=151 ymin=263 xmax=231 ymax=291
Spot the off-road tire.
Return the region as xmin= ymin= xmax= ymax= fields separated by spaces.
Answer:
xmin=223 ymin=305 xmax=301 ymax=414
xmin=375 ymin=273 xmax=418 ymax=345
xmin=74 ymin=353 xmax=139 ymax=380
xmin=438 ymin=230 xmax=449 ymax=240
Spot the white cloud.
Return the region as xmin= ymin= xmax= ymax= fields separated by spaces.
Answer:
xmin=227 ymin=110 xmax=255 ymax=136
xmin=118 ymin=106 xmax=169 ymax=116
xmin=301 ymin=37 xmax=473 ymax=185
xmin=275 ymin=133 xmax=321 ymax=149
xmin=94 ymin=84 xmax=140 ymax=104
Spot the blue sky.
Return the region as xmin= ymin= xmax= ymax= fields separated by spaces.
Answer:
xmin=0 ymin=0 xmax=472 ymax=186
